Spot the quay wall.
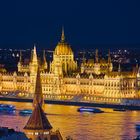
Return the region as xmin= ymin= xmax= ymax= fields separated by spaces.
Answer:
xmin=0 ymin=97 xmax=140 ymax=110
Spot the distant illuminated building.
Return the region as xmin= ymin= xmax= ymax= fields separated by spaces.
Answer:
xmin=50 ymin=28 xmax=77 ymax=75
xmin=81 ymin=49 xmax=113 ymax=74
xmin=0 ymin=28 xmax=140 ymax=105
xmin=18 ymin=46 xmax=47 ymax=73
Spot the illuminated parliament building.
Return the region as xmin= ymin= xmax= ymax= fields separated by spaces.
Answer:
xmin=0 ymin=29 xmax=140 ymax=105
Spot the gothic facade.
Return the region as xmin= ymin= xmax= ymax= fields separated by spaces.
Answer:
xmin=0 ymin=29 xmax=140 ymax=104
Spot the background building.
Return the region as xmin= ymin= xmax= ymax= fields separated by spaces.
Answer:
xmin=0 ymin=29 xmax=139 ymax=105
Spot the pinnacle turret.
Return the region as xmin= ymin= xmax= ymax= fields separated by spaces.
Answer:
xmin=95 ymin=49 xmax=99 ymax=63
xmin=108 ymin=49 xmax=111 ymax=64
xmin=19 ymin=50 xmax=22 ymax=63
xmin=30 ymin=44 xmax=38 ymax=64
xmin=61 ymin=27 xmax=65 ymax=42
xmin=43 ymin=50 xmax=47 ymax=63
xmin=118 ymin=63 xmax=121 ymax=73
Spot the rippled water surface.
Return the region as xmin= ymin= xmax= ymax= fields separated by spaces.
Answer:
xmin=0 ymin=101 xmax=140 ymax=140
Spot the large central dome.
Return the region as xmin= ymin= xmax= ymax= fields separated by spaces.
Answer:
xmin=54 ymin=28 xmax=73 ymax=55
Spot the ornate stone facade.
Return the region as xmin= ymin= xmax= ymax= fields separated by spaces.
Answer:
xmin=50 ymin=28 xmax=77 ymax=75
xmin=0 ymin=29 xmax=139 ymax=104
xmin=81 ymin=49 xmax=113 ymax=74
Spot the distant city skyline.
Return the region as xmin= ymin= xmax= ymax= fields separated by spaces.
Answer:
xmin=0 ymin=0 xmax=140 ymax=50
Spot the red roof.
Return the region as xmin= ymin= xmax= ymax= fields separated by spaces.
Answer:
xmin=24 ymin=103 xmax=52 ymax=130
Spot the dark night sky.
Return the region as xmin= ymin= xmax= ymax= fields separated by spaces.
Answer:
xmin=0 ymin=0 xmax=140 ymax=50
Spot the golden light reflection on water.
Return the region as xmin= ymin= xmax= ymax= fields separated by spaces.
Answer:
xmin=0 ymin=101 xmax=140 ymax=140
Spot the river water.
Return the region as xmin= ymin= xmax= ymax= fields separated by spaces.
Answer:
xmin=0 ymin=101 xmax=140 ymax=140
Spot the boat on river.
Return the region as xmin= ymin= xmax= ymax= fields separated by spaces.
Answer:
xmin=113 ymin=108 xmax=126 ymax=112
xmin=77 ymin=107 xmax=104 ymax=113
xmin=0 ymin=104 xmax=16 ymax=113
xmin=136 ymin=124 xmax=140 ymax=130
xmin=19 ymin=109 xmax=32 ymax=115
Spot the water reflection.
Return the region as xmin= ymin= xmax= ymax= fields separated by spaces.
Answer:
xmin=0 ymin=101 xmax=140 ymax=139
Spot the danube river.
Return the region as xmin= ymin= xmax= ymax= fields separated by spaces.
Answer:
xmin=0 ymin=101 xmax=140 ymax=140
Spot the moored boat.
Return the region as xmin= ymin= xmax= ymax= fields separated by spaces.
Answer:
xmin=0 ymin=104 xmax=15 ymax=110
xmin=136 ymin=124 xmax=140 ymax=130
xmin=0 ymin=104 xmax=16 ymax=114
xmin=113 ymin=108 xmax=126 ymax=112
xmin=19 ymin=109 xmax=32 ymax=115
xmin=77 ymin=107 xmax=104 ymax=113
xmin=0 ymin=104 xmax=15 ymax=108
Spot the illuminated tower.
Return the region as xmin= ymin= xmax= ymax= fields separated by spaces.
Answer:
xmin=24 ymin=66 xmax=52 ymax=140
xmin=17 ymin=50 xmax=22 ymax=72
xmin=61 ymin=27 xmax=65 ymax=42
xmin=33 ymin=67 xmax=44 ymax=108
xmin=94 ymin=49 xmax=100 ymax=74
xmin=136 ymin=63 xmax=139 ymax=72
xmin=95 ymin=49 xmax=99 ymax=63
xmin=108 ymin=49 xmax=113 ymax=72
xmin=24 ymin=102 xmax=53 ymax=140
xmin=24 ymin=66 xmax=63 ymax=140
xmin=30 ymin=45 xmax=38 ymax=73
xmin=81 ymin=52 xmax=86 ymax=73
xmin=118 ymin=63 xmax=121 ymax=73
xmin=50 ymin=27 xmax=77 ymax=75
xmin=42 ymin=50 xmax=48 ymax=70
xmin=29 ymin=45 xmax=39 ymax=94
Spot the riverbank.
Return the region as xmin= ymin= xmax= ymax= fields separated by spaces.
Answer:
xmin=0 ymin=97 xmax=140 ymax=110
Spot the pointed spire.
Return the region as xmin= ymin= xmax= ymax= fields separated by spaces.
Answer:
xmin=137 ymin=66 xmax=140 ymax=77
xmin=24 ymin=66 xmax=52 ymax=132
xmin=133 ymin=63 xmax=139 ymax=74
xmin=136 ymin=63 xmax=139 ymax=71
xmin=95 ymin=49 xmax=99 ymax=63
xmin=13 ymin=71 xmax=17 ymax=76
xmin=76 ymin=73 xmax=80 ymax=79
xmin=24 ymin=103 xmax=52 ymax=130
xmin=89 ymin=73 xmax=93 ymax=79
xmin=108 ymin=49 xmax=111 ymax=64
xmin=82 ymin=52 xmax=86 ymax=64
xmin=43 ymin=50 xmax=47 ymax=63
xmin=31 ymin=44 xmax=38 ymax=64
xmin=30 ymin=50 xmax=33 ymax=62
xmin=33 ymin=44 xmax=37 ymax=55
xmin=61 ymin=26 xmax=65 ymax=42
xmin=118 ymin=63 xmax=121 ymax=73
xmin=33 ymin=67 xmax=44 ymax=108
xmin=19 ymin=50 xmax=22 ymax=63
xmin=42 ymin=50 xmax=47 ymax=70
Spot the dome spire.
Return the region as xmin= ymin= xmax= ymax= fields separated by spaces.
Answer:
xmin=33 ymin=44 xmax=37 ymax=55
xmin=61 ymin=26 xmax=65 ymax=42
